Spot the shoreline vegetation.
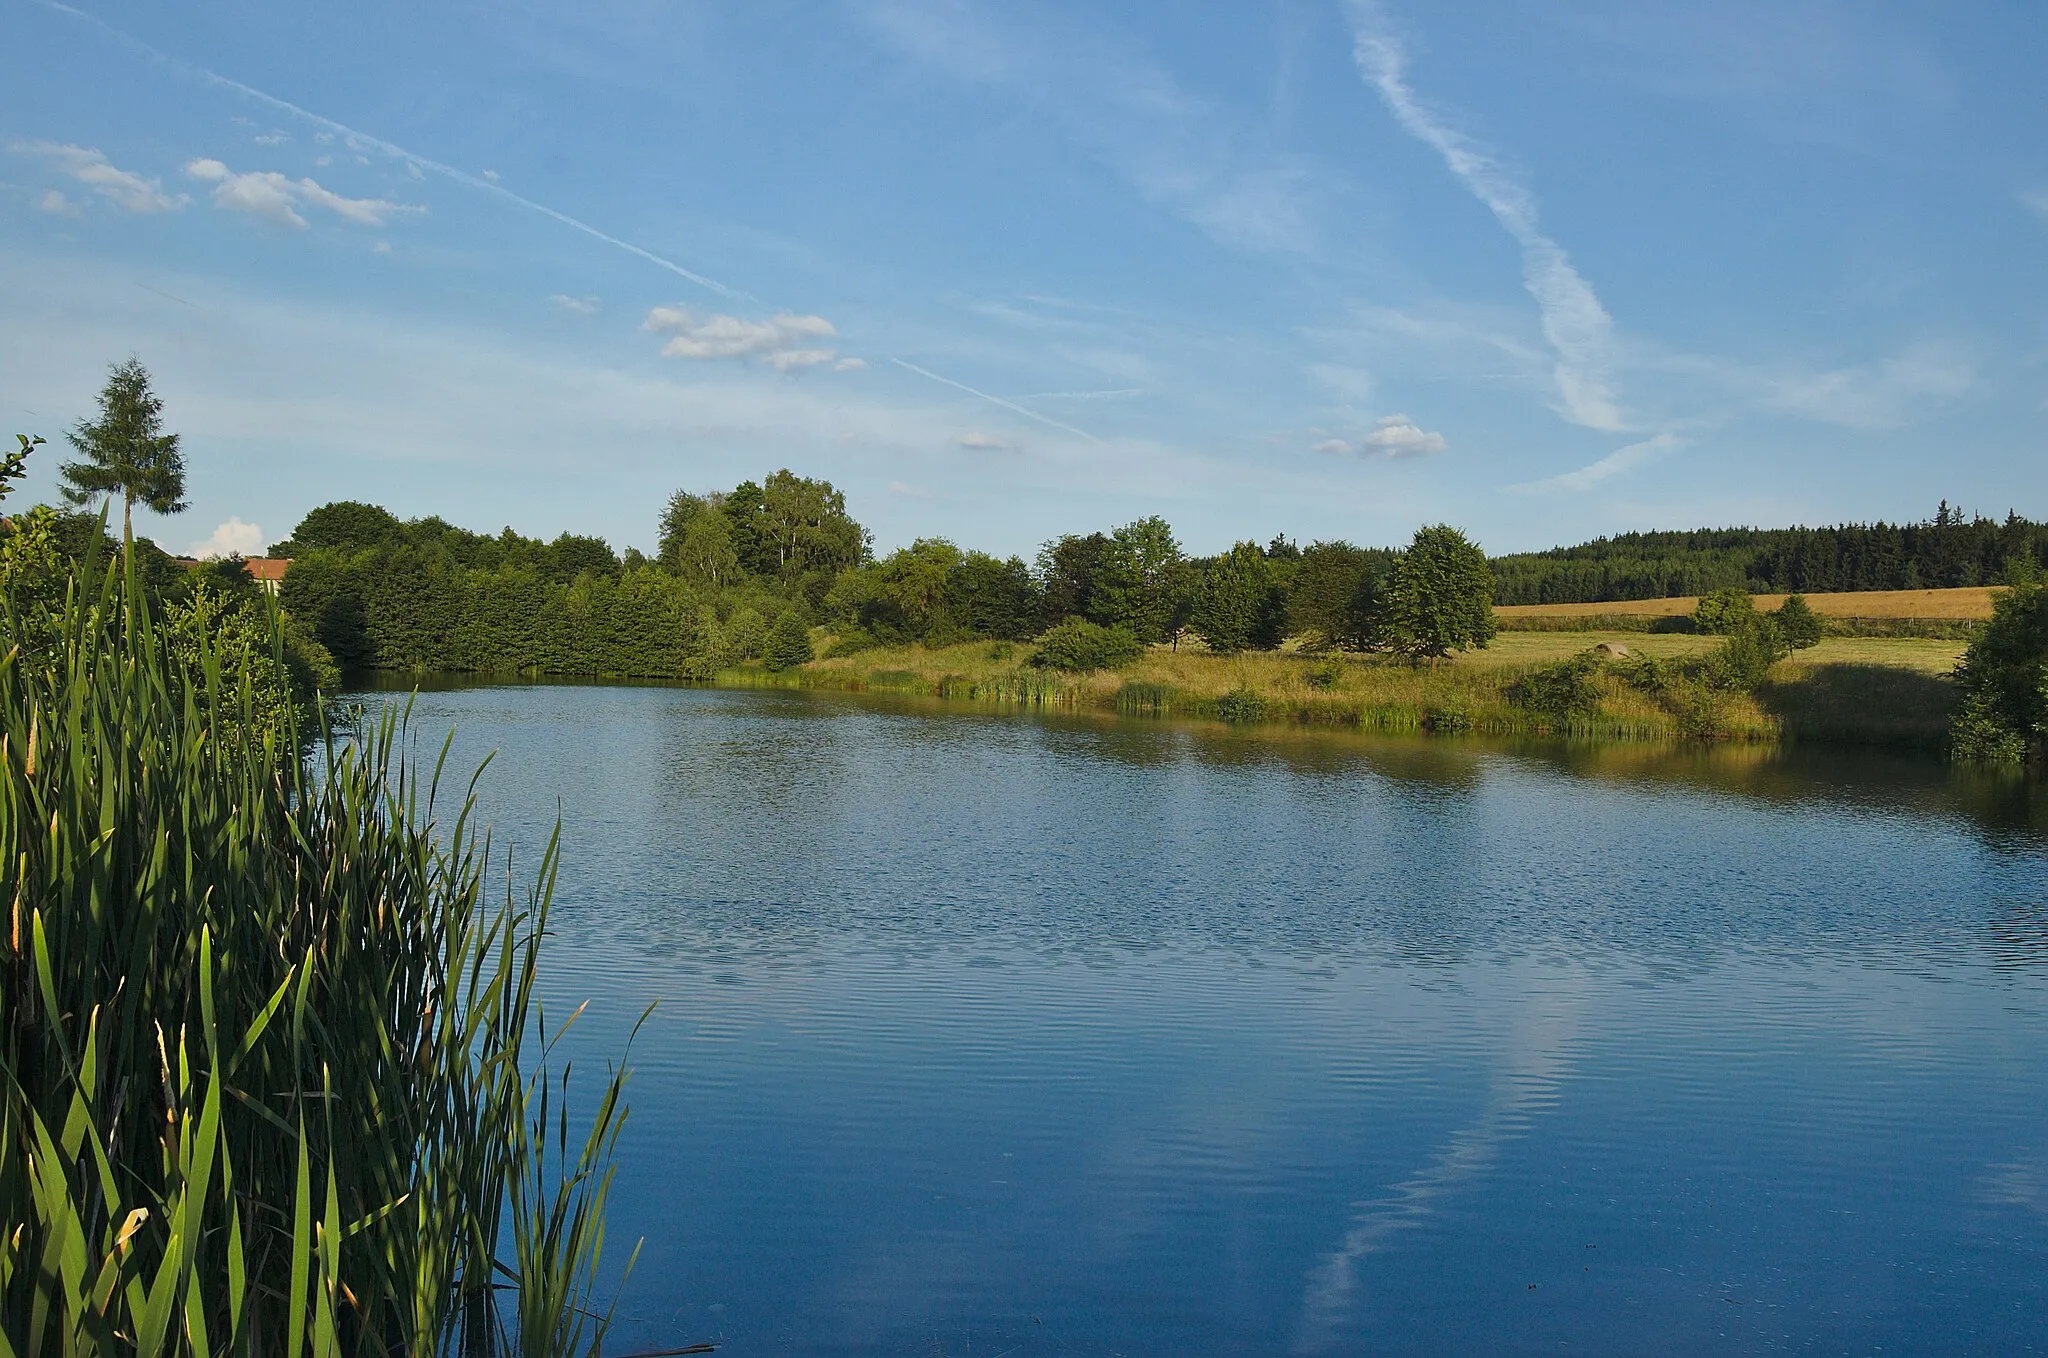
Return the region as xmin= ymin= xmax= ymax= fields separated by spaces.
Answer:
xmin=2 ymin=418 xmax=634 ymax=1350
xmin=707 ymin=630 xmax=1960 ymax=751
xmin=13 ymin=359 xmax=2048 ymax=760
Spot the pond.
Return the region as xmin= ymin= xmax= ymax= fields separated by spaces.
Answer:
xmin=358 ymin=680 xmax=2048 ymax=1355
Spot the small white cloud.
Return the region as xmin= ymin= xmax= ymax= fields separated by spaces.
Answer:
xmin=34 ymin=189 xmax=82 ymax=218
xmin=1511 ymin=433 xmax=1681 ymax=495
xmin=372 ymin=240 xmax=392 ymax=254
xmin=191 ymin=517 xmax=265 ymax=559
xmin=954 ymin=431 xmax=1016 ymax=451
xmin=642 ymin=306 xmax=844 ymax=370
xmin=481 ymin=168 xmax=501 ymax=182
xmin=10 ymin=140 xmax=186 ymax=213
xmin=833 ymin=357 xmax=867 ymax=372
xmin=185 ymin=157 xmax=420 ymax=230
xmin=1360 ymin=414 xmax=1447 ymax=458
xmin=887 ymin=481 xmax=933 ymax=499
xmin=550 ymin=293 xmax=599 ymax=314
xmin=313 ymin=154 xmax=333 ymax=167
xmin=253 ymin=130 xmax=290 ymax=146
xmin=1310 ymin=438 xmax=1351 ymax=456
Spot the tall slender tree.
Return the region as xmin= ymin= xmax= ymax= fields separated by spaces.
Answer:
xmin=61 ymin=357 xmax=187 ymax=544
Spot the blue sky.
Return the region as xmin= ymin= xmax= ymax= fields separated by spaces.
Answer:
xmin=3 ymin=0 xmax=2045 ymax=560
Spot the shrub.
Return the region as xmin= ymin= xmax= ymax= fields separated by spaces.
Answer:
xmin=1707 ymin=614 xmax=1790 ymax=689
xmin=1216 ymin=687 xmax=1269 ymax=723
xmin=1772 ymin=593 xmax=1824 ymax=649
xmin=1028 ymin=616 xmax=1145 ymax=671
xmin=1303 ymin=657 xmax=1345 ymax=690
xmin=724 ymin=605 xmax=768 ymax=660
xmin=762 ymin=608 xmax=815 ymax=671
xmin=1947 ymin=575 xmax=2048 ymax=761
xmin=1691 ymin=587 xmax=1754 ymax=635
xmin=1510 ymin=653 xmax=1603 ymax=721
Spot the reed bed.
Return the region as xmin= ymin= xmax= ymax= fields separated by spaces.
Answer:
xmin=1 ymin=551 xmax=633 ymax=1356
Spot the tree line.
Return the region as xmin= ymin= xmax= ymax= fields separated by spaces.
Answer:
xmin=276 ymin=480 xmax=1499 ymax=678
xmin=1493 ymin=504 xmax=2048 ymax=605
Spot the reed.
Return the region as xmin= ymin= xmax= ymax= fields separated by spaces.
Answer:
xmin=0 ymin=546 xmax=634 ymax=1355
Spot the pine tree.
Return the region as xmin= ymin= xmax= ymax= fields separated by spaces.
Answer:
xmin=61 ymin=358 xmax=187 ymax=545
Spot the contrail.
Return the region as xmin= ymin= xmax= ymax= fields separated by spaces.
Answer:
xmin=891 ymin=361 xmax=1097 ymax=442
xmin=30 ymin=0 xmax=747 ymax=301
xmin=35 ymin=0 xmax=1097 ymax=440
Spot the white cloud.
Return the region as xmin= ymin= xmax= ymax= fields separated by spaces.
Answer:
xmin=1344 ymin=8 xmax=1626 ymax=433
xmin=2027 ymin=190 xmax=2048 ymax=223
xmin=955 ymin=431 xmax=1017 ymax=451
xmin=1511 ymin=433 xmax=1681 ymax=495
xmin=184 ymin=157 xmax=419 ymax=229
xmin=833 ymin=357 xmax=867 ymax=372
xmin=190 ymin=517 xmax=266 ymax=559
xmin=10 ymin=140 xmax=186 ymax=213
xmin=481 ymin=169 xmax=500 ymax=182
xmin=1314 ymin=415 xmax=1446 ymax=460
xmin=372 ymin=240 xmax=392 ymax=254
xmin=35 ymin=189 xmax=82 ymax=218
xmin=643 ymin=306 xmax=850 ymax=371
xmin=550 ymin=293 xmax=599 ymax=314
xmin=252 ymin=130 xmax=290 ymax=146
xmin=1360 ymin=414 xmax=1447 ymax=457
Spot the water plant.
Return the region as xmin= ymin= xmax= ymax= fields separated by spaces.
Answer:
xmin=0 ymin=541 xmax=636 ymax=1354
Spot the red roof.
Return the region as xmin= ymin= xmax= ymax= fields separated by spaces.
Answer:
xmin=244 ymin=557 xmax=290 ymax=583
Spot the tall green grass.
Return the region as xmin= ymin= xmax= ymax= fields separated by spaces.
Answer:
xmin=1 ymin=547 xmax=636 ymax=1354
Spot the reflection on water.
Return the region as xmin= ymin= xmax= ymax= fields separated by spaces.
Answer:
xmin=359 ymin=680 xmax=2048 ymax=1355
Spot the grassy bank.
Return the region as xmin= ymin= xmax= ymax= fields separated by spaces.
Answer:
xmin=718 ymin=631 xmax=1959 ymax=750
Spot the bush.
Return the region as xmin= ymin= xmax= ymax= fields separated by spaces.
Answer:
xmin=1692 ymin=587 xmax=1755 ymax=634
xmin=762 ymin=609 xmax=815 ymax=671
xmin=1948 ymin=575 xmax=2048 ymax=761
xmin=1302 ymin=657 xmax=1345 ymax=690
xmin=1028 ymin=617 xmax=1145 ymax=671
xmin=1510 ymin=653 xmax=1603 ymax=721
xmin=1215 ymin=686 xmax=1268 ymax=723
xmin=1772 ymin=593 xmax=1824 ymax=649
xmin=1707 ymin=614 xmax=1790 ymax=689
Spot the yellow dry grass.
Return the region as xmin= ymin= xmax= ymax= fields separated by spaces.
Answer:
xmin=1496 ymin=586 xmax=1998 ymax=621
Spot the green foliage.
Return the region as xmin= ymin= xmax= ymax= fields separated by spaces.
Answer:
xmin=1090 ymin=517 xmax=1194 ymax=644
xmin=1691 ymin=587 xmax=1755 ymax=634
xmin=1302 ymin=657 xmax=1345 ymax=690
xmin=1190 ymin=542 xmax=1283 ymax=653
xmin=1 ymin=434 xmax=41 ymax=499
xmin=1036 ymin=532 xmax=1112 ymax=626
xmin=1287 ymin=541 xmax=1394 ymax=652
xmin=1378 ymin=524 xmax=1497 ymax=660
xmin=1509 ymin=652 xmax=1604 ymax=721
xmin=1706 ymin=614 xmax=1790 ymax=689
xmin=270 ymin=500 xmax=407 ymax=555
xmin=60 ymin=358 xmax=187 ymax=541
xmin=0 ymin=552 xmax=633 ymax=1354
xmin=1948 ymin=576 xmax=2048 ymax=761
xmin=723 ymin=605 xmax=768 ymax=661
xmin=1772 ymin=593 xmax=1824 ymax=649
xmin=1029 ymin=617 xmax=1145 ymax=671
xmin=762 ymin=609 xmax=815 ymax=671
xmin=1490 ymin=502 xmax=2048 ymax=604
xmin=1215 ymin=687 xmax=1268 ymax=723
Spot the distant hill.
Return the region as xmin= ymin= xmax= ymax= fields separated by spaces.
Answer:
xmin=1490 ymin=505 xmax=2048 ymax=605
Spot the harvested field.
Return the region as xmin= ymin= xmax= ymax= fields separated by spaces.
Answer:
xmin=1497 ymin=587 xmax=1997 ymax=621
xmin=1465 ymin=631 xmax=1966 ymax=676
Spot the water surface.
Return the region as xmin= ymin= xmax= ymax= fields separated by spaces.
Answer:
xmin=361 ymin=681 xmax=2048 ymax=1355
